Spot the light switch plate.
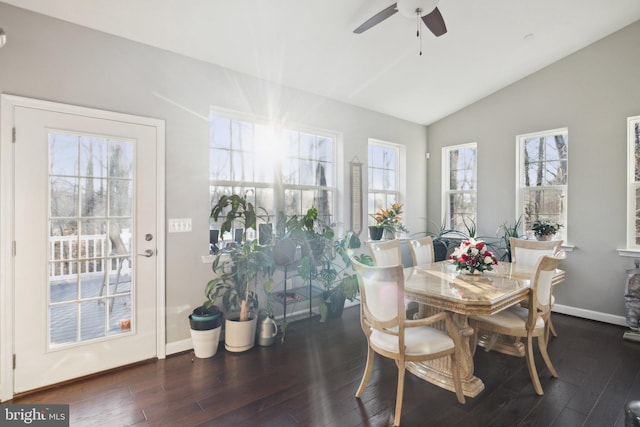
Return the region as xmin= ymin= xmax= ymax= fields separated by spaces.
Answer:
xmin=168 ymin=218 xmax=192 ymax=233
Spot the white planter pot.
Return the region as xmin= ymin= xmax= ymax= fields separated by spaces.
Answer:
xmin=190 ymin=325 xmax=221 ymax=358
xmin=224 ymin=312 xmax=257 ymax=352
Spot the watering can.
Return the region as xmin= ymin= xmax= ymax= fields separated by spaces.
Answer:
xmin=257 ymin=313 xmax=278 ymax=346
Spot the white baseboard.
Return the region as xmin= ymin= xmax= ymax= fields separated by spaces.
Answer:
xmin=553 ymin=304 xmax=627 ymax=327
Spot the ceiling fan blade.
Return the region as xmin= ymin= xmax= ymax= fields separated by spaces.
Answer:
xmin=422 ymin=7 xmax=447 ymax=37
xmin=353 ymin=3 xmax=398 ymax=34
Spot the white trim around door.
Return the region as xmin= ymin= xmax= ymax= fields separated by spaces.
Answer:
xmin=0 ymin=94 xmax=166 ymax=401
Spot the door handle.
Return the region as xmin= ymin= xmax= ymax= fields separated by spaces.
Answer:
xmin=137 ymin=249 xmax=155 ymax=257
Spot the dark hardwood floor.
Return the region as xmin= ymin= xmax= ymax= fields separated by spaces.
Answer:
xmin=7 ymin=306 xmax=640 ymax=427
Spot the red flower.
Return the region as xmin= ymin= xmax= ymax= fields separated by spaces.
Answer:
xmin=457 ymin=257 xmax=466 ymax=264
xmin=475 ymin=242 xmax=485 ymax=250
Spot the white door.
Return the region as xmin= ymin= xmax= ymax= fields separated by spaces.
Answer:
xmin=8 ymin=98 xmax=163 ymax=394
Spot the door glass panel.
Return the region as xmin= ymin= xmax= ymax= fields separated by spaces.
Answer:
xmin=48 ymin=132 xmax=134 ymax=349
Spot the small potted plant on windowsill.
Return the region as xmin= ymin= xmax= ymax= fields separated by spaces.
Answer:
xmin=531 ymin=219 xmax=563 ymax=241
xmin=369 ymin=202 xmax=408 ymax=240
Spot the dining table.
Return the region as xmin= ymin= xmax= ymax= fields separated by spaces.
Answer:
xmin=403 ymin=260 xmax=565 ymax=398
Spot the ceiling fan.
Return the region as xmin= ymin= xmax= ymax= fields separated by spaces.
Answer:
xmin=353 ymin=0 xmax=447 ymax=37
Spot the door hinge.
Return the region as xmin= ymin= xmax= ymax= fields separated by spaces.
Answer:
xmin=12 ymin=127 xmax=16 ymax=143
xmin=12 ymin=241 xmax=16 ymax=256
xmin=13 ymin=354 xmax=16 ymax=370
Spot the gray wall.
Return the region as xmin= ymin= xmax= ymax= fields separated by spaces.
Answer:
xmin=427 ymin=20 xmax=640 ymax=321
xmin=0 ymin=4 xmax=428 ymax=347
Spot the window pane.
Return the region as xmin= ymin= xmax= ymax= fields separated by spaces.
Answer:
xmin=108 ymin=141 xmax=133 ymax=179
xmin=519 ymin=129 xmax=568 ymax=240
xmin=444 ymin=144 xmax=477 ymax=231
xmin=210 ymin=114 xmax=335 ymax=226
xmin=383 ymin=169 xmax=395 ymax=191
xmin=523 ymin=188 xmax=565 ymax=223
xmin=80 ymin=137 xmax=108 ymax=179
xmin=50 ymin=133 xmax=79 ymax=176
xmin=51 ymin=177 xmax=79 ymax=217
xmin=211 ymin=117 xmax=231 ymax=149
xmin=369 ymin=145 xmax=383 ymax=168
xmin=368 ymin=142 xmax=402 ymax=227
xmin=449 ymin=193 xmax=477 ymax=229
xmin=210 ymin=149 xmax=231 ymax=181
xmin=299 ymin=159 xmax=314 ymax=185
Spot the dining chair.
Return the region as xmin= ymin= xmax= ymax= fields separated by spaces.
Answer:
xmin=351 ymin=258 xmax=465 ymax=426
xmin=409 ymin=236 xmax=435 ymax=266
xmin=469 ymin=251 xmax=566 ymax=396
xmin=367 ymin=239 xmax=402 ymax=267
xmin=367 ymin=239 xmax=418 ymax=318
xmin=510 ymin=237 xmax=563 ymax=339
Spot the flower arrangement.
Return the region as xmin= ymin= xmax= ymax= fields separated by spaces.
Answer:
xmin=449 ymin=238 xmax=498 ymax=274
xmin=370 ymin=202 xmax=408 ymax=234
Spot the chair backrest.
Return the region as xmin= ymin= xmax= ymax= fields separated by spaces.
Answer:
xmin=367 ymin=239 xmax=402 ymax=267
xmin=351 ymin=257 xmax=405 ymax=330
xmin=529 ymin=251 xmax=566 ymax=322
xmin=409 ymin=236 xmax=435 ymax=266
xmin=510 ymin=237 xmax=562 ymax=267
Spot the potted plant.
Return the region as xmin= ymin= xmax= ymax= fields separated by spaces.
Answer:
xmin=497 ymin=215 xmax=523 ymax=261
xmin=531 ymin=219 xmax=563 ymax=241
xmin=207 ymin=193 xmax=274 ymax=352
xmin=188 ymin=303 xmax=222 ymax=358
xmin=369 ymin=202 xmax=408 ymax=240
xmin=297 ymin=225 xmax=372 ymax=322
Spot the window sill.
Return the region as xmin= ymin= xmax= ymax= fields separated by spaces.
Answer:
xmin=617 ymin=249 xmax=640 ymax=258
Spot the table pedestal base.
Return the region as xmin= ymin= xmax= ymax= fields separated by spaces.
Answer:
xmin=413 ymin=306 xmax=485 ymax=397
xmin=406 ymin=360 xmax=485 ymax=398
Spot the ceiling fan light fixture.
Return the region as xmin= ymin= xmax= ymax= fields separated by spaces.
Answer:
xmin=397 ymin=0 xmax=439 ymax=18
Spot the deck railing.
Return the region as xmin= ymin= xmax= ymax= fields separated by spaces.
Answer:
xmin=49 ymin=233 xmax=131 ymax=280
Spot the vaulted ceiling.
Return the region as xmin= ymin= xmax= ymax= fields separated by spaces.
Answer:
xmin=2 ymin=0 xmax=640 ymax=125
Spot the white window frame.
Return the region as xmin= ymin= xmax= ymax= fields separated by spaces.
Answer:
xmin=209 ymin=107 xmax=342 ymax=233
xmin=367 ymin=139 xmax=406 ymax=225
xmin=626 ymin=115 xmax=640 ymax=250
xmin=441 ymin=142 xmax=477 ymax=232
xmin=516 ymin=127 xmax=569 ymax=242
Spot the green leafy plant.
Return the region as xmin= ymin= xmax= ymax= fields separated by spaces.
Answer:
xmin=532 ymin=219 xmax=563 ymax=238
xmin=498 ymin=215 xmax=523 ymax=261
xmin=370 ymin=202 xmax=408 ymax=234
xmin=289 ymin=209 xmax=372 ymax=322
xmin=206 ymin=194 xmax=274 ymax=321
xmin=206 ymin=240 xmax=274 ymax=321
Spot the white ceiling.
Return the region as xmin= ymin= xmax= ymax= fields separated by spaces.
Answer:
xmin=2 ymin=0 xmax=640 ymax=125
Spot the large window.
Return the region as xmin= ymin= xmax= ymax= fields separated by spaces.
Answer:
xmin=367 ymin=140 xmax=405 ymax=225
xmin=209 ymin=112 xmax=338 ymax=238
xmin=442 ymin=143 xmax=477 ymax=231
xmin=516 ymin=128 xmax=568 ymax=241
xmin=626 ymin=116 xmax=640 ymax=249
